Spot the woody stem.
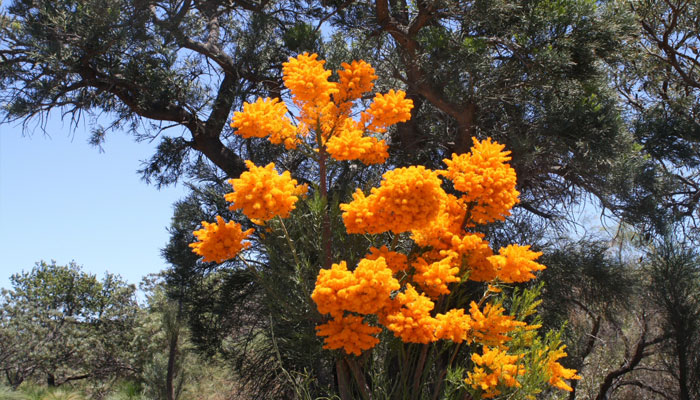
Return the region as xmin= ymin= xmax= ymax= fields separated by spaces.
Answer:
xmin=318 ymin=143 xmax=333 ymax=270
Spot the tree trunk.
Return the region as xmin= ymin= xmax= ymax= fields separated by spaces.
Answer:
xmin=47 ymin=373 xmax=56 ymax=387
xmin=677 ymin=338 xmax=690 ymax=400
xmin=336 ymin=358 xmax=353 ymax=400
xmin=166 ymin=324 xmax=179 ymax=400
xmin=166 ymin=302 xmax=182 ymax=400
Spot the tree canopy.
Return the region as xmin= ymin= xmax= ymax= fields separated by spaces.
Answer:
xmin=2 ymin=0 xmax=689 ymax=227
xmin=0 ymin=261 xmax=138 ymax=388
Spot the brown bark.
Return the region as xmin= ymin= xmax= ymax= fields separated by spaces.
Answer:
xmin=336 ymin=358 xmax=353 ymax=400
xmin=568 ymin=315 xmax=602 ymax=400
xmin=347 ymin=358 xmax=371 ymax=400
xmin=74 ymin=58 xmax=247 ymax=179
xmin=594 ymin=315 xmax=667 ymax=400
xmin=318 ymin=146 xmax=333 ymax=270
xmin=374 ymin=0 xmax=477 ymax=155
xmin=166 ymin=325 xmax=179 ymax=400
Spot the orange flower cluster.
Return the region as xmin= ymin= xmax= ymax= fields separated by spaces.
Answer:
xmin=312 ymin=258 xmax=400 ymax=316
xmin=441 ymin=137 xmax=519 ymax=225
xmin=545 ymin=345 xmax=581 ymax=391
xmin=450 ymin=234 xmax=496 ymax=279
xmin=315 ymin=314 xmax=381 ymax=356
xmin=325 ymin=119 xmax=388 ymax=165
xmin=189 ymin=216 xmax=254 ymax=263
xmin=312 ymin=258 xmax=400 ymax=352
xmin=336 ymin=60 xmax=377 ymax=103
xmin=383 ymin=284 xmax=438 ymax=343
xmin=311 ymin=261 xmax=355 ymax=316
xmin=209 ymin=54 xmax=578 ymax=394
xmin=487 ymin=244 xmax=546 ymax=283
xmin=395 ymin=138 xmax=543 ymax=287
xmin=365 ymin=246 xmax=408 ymax=274
xmin=230 ymin=97 xmax=298 ymax=149
xmin=313 ymin=257 xmax=530 ymax=348
xmin=410 ymin=194 xmax=467 ymax=249
xmin=341 ymin=166 xmax=445 ymax=234
xmin=225 ymin=161 xmax=308 ymax=223
xmin=308 ymin=127 xmax=575 ymax=393
xmin=412 ymin=255 xmax=460 ymax=298
xmin=465 ymin=346 xmax=524 ymax=398
xmin=282 ymin=52 xmax=338 ymax=105
xmin=469 ymin=302 xmax=527 ymax=346
xmin=361 ymin=90 xmax=414 ymax=133
xmin=434 ymin=308 xmax=472 ymax=342
xmin=229 ymin=53 xmax=412 ymax=166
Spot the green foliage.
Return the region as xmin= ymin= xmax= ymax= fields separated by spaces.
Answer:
xmin=615 ymin=0 xmax=700 ymax=228
xmin=646 ymin=235 xmax=700 ymax=399
xmin=103 ymin=381 xmax=144 ymax=400
xmin=0 ymin=382 xmax=88 ymax=400
xmin=283 ymin=22 xmax=321 ymax=54
xmin=0 ymin=261 xmax=138 ymax=389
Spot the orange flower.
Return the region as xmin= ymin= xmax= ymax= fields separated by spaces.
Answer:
xmin=411 ymin=194 xmax=467 ymax=250
xmin=343 ymin=257 xmax=400 ymax=315
xmin=469 ymin=302 xmax=526 ymax=346
xmin=465 ymin=346 xmax=524 ymax=398
xmin=488 ymin=244 xmax=546 ymax=283
xmin=434 ymin=308 xmax=472 ymax=343
xmin=341 ymin=166 xmax=446 ymax=234
xmin=230 ymin=97 xmax=298 ymax=149
xmin=225 ymin=161 xmax=308 ymax=223
xmin=316 ymin=314 xmax=381 ymax=356
xmin=412 ymin=254 xmax=460 ymax=298
xmin=384 ymin=284 xmax=438 ymax=343
xmin=335 ymin=60 xmax=377 ymax=103
xmin=441 ymin=138 xmax=519 ymax=225
xmin=189 ymin=216 xmax=254 ymax=263
xmin=326 ymin=119 xmax=389 ymax=164
xmin=446 ymin=233 xmax=496 ymax=282
xmin=311 ymin=261 xmax=356 ymax=316
xmin=365 ymin=246 xmax=408 ymax=275
xmin=282 ymin=52 xmax=338 ymax=106
xmin=361 ymin=90 xmax=414 ymax=133
xmin=311 ymin=258 xmax=399 ymax=316
xmin=545 ymin=345 xmax=581 ymax=391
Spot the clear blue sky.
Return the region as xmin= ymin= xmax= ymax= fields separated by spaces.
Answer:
xmin=0 ymin=115 xmax=188 ymax=290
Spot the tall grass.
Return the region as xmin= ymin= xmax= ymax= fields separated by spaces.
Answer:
xmin=103 ymin=381 xmax=146 ymax=400
xmin=0 ymin=385 xmax=27 ymax=400
xmin=0 ymin=384 xmax=85 ymax=400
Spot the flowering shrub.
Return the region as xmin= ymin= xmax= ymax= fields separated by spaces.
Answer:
xmin=190 ymin=53 xmax=580 ymax=399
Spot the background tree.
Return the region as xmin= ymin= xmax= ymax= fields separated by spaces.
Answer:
xmin=0 ymin=261 xmax=138 ymax=388
xmin=646 ymin=235 xmax=700 ymax=400
xmin=616 ymin=0 xmax=700 ymax=229
xmin=131 ymin=276 xmax=190 ymax=400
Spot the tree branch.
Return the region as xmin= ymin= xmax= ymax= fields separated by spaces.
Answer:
xmin=375 ymin=0 xmax=476 ymax=153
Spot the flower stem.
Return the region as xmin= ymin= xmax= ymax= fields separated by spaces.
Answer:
xmin=411 ymin=344 xmax=430 ymax=400
xmin=347 ymin=357 xmax=371 ymax=400
xmin=318 ymin=142 xmax=333 ymax=269
xmin=336 ymin=358 xmax=353 ymax=400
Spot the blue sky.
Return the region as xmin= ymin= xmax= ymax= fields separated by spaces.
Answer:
xmin=0 ymin=115 xmax=188 ymax=290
